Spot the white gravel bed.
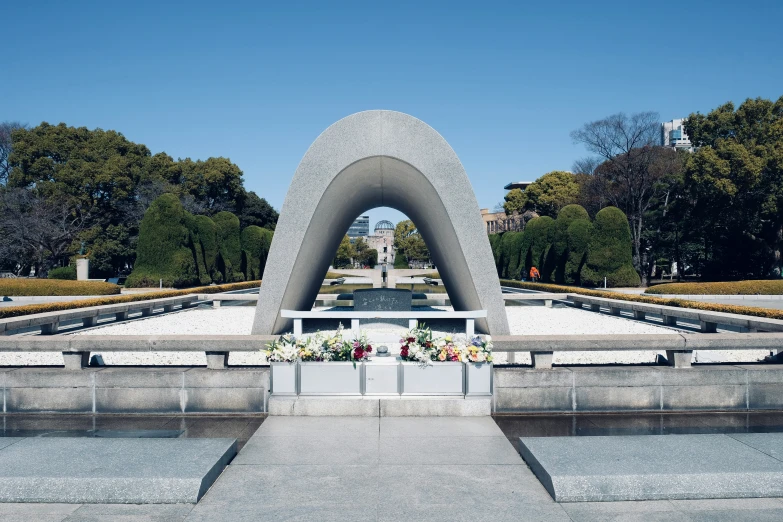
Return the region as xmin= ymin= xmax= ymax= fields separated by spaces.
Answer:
xmin=0 ymin=305 xmax=768 ymax=366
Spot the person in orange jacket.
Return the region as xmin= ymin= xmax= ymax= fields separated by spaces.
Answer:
xmin=529 ymin=266 xmax=540 ymax=282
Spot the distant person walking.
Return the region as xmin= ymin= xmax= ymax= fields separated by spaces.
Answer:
xmin=529 ymin=266 xmax=540 ymax=282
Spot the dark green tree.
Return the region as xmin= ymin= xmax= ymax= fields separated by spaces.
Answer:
xmin=504 ymin=171 xmax=580 ymax=218
xmin=393 ymin=220 xmax=430 ymax=265
xmin=683 ymin=96 xmax=783 ymax=278
xmin=6 ymin=122 xmax=278 ymax=277
xmin=237 ymin=190 xmax=278 ymax=230
xmin=333 ymin=234 xmax=355 ymax=268
xmin=176 ymin=157 xmax=245 ymax=214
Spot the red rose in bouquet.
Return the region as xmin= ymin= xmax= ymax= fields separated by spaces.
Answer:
xmin=354 ymin=347 xmax=365 ymax=360
xmin=400 ymin=346 xmax=409 ymax=358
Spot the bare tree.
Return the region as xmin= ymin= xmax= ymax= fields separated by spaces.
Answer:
xmin=571 ymin=156 xmax=602 ymax=176
xmin=0 ymin=121 xmax=27 ymax=185
xmin=571 ymin=112 xmax=675 ymax=285
xmin=0 ymin=189 xmax=90 ymax=277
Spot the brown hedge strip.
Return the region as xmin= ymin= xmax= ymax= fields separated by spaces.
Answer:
xmin=645 ymin=280 xmax=783 ymax=296
xmin=0 ymin=279 xmax=122 ymax=297
xmin=500 ymin=280 xmax=783 ymax=321
xmin=0 ymin=281 xmax=261 ymax=319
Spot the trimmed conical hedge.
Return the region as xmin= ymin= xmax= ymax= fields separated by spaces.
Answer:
xmin=581 ymin=207 xmax=640 ymax=287
xmin=241 ymin=226 xmax=274 ymax=281
xmin=126 ymin=194 xmax=199 ymax=288
xmin=189 ymin=214 xmax=220 ymax=285
xmin=546 ymin=205 xmax=590 ymax=283
xmin=498 ymin=231 xmax=520 ymax=279
xmin=488 ymin=233 xmax=503 ymax=277
xmin=129 ymin=194 xmax=271 ymax=288
xmin=214 ymin=211 xmax=245 ymax=283
xmin=521 ymin=216 xmax=554 ymax=280
xmin=565 ymin=219 xmax=591 ymax=284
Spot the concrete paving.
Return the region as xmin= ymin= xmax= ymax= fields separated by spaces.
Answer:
xmin=186 ymin=416 xmax=571 ymax=521
xmin=3 ymin=416 xmax=783 ymax=520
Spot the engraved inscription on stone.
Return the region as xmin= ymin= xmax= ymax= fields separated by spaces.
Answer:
xmin=353 ymin=288 xmax=412 ymax=311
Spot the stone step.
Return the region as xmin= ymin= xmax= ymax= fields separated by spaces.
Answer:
xmin=0 ymin=437 xmax=237 ymax=503
xmin=269 ymin=395 xmax=491 ymax=416
xmin=519 ymin=433 xmax=783 ymax=502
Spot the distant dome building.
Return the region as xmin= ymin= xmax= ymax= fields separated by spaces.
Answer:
xmin=374 ymin=220 xmax=394 ymax=231
xmin=366 ymin=220 xmax=396 ymax=266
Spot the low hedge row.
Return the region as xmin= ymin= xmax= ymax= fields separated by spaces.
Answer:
xmin=324 ymin=271 xmax=349 ymax=279
xmin=0 ymin=281 xmax=261 ymax=319
xmin=1 ymin=279 xmax=121 ymax=297
xmin=645 ymin=280 xmax=783 ymax=295
xmin=318 ymin=284 xmax=373 ymax=294
xmin=499 ymin=280 xmax=783 ymax=321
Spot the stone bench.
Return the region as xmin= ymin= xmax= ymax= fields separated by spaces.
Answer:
xmin=280 ymin=309 xmax=488 ymax=337
xmin=0 ymin=335 xmax=277 ymax=370
xmin=196 ymin=293 xmax=259 ymax=307
xmin=569 ymin=294 xmax=783 ymax=333
xmin=1 ymin=332 xmax=782 ymax=371
xmin=501 ymin=293 xmax=569 ymax=307
xmin=491 ymin=332 xmax=783 ymax=369
xmin=0 ymin=295 xmax=198 ymax=335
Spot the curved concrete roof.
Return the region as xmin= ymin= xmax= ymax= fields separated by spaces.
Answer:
xmin=252 ymin=110 xmax=509 ymax=335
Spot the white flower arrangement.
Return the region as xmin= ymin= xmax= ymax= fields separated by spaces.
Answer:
xmin=265 ymin=334 xmax=305 ymax=363
xmin=399 ymin=326 xmax=493 ymax=365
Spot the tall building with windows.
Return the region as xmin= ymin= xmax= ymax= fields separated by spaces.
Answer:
xmin=347 ymin=215 xmax=370 ymax=237
xmin=661 ymin=119 xmax=693 ymax=152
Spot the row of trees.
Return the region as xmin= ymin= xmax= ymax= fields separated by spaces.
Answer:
xmin=491 ymin=205 xmax=639 ymax=287
xmin=333 ymin=236 xmax=379 ymax=269
xmin=128 ymin=194 xmax=272 ymax=287
xmin=393 ymin=220 xmax=430 ymax=268
xmin=503 ymin=96 xmax=783 ymax=283
xmin=0 ymin=122 xmax=278 ymax=278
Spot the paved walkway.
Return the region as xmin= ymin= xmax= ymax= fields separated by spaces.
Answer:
xmin=4 ymin=417 xmax=783 ymax=520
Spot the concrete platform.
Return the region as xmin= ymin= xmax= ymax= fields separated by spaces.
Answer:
xmin=187 ymin=416 xmax=571 ymax=521
xmin=0 ymin=438 xmax=237 ymax=504
xmin=519 ymin=433 xmax=783 ymax=502
xmin=268 ymin=395 xmax=491 ymax=416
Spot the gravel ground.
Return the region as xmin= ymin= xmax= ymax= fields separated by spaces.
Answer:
xmin=0 ymin=305 xmax=768 ymax=366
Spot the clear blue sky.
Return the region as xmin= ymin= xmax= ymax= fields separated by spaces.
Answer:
xmin=4 ymin=0 xmax=782 ymax=228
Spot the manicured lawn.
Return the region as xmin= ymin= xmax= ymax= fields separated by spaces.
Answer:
xmin=0 ymin=279 xmax=121 ymax=296
xmin=646 ymin=280 xmax=783 ymax=295
xmin=0 ymin=281 xmax=261 ymax=319
xmin=500 ymin=279 xmax=783 ymax=320
xmin=319 ymin=284 xmax=373 ymax=294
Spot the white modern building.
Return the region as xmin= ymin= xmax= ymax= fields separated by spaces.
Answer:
xmin=661 ymin=118 xmax=693 ymax=152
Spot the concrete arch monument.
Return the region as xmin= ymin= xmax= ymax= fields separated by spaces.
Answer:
xmin=252 ymin=110 xmax=510 ymax=335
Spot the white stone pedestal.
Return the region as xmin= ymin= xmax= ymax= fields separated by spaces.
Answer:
xmin=76 ymin=258 xmax=89 ymax=280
